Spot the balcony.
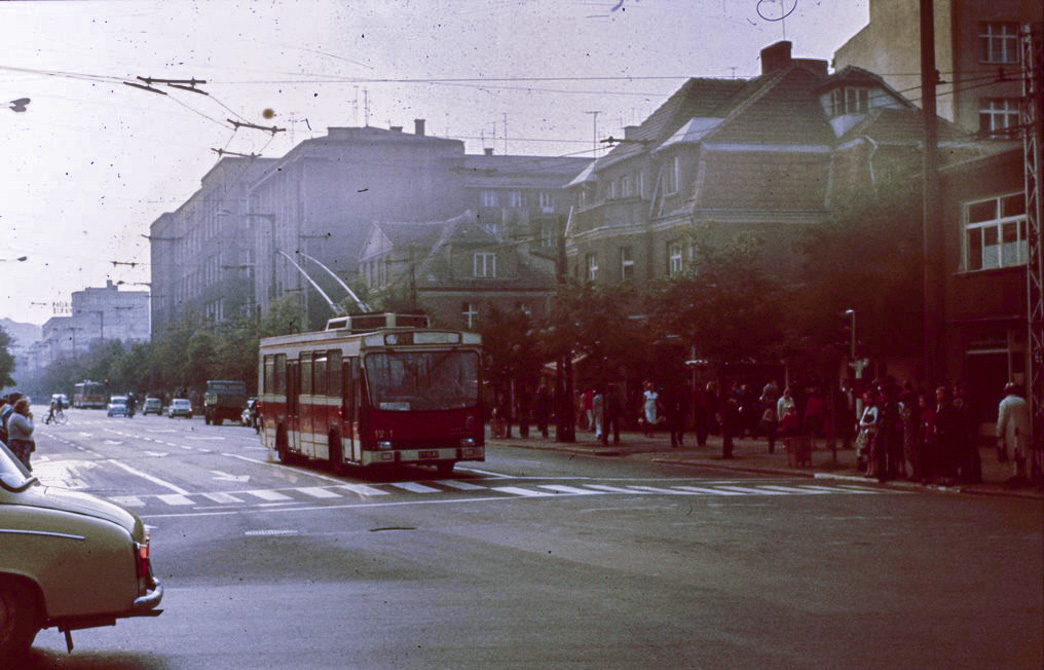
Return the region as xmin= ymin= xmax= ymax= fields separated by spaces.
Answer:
xmin=571 ymin=197 xmax=648 ymax=235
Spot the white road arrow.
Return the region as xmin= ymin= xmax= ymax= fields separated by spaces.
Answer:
xmin=210 ymin=470 xmax=250 ymax=483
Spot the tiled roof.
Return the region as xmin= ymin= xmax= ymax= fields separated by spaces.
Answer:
xmin=461 ymin=155 xmax=592 ymax=189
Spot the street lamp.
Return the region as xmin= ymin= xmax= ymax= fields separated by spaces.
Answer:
xmin=844 ymin=309 xmax=868 ymax=420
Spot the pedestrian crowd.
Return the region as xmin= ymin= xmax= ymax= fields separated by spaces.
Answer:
xmin=501 ymin=374 xmax=1038 ymax=488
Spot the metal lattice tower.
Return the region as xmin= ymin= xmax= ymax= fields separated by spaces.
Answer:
xmin=1022 ymin=24 xmax=1043 ymax=476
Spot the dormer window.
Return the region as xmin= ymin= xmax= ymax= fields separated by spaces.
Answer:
xmin=830 ymin=86 xmax=870 ymax=116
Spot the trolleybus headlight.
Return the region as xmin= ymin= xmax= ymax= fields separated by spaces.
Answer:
xmin=377 ymin=441 xmax=393 ymax=450
xmin=460 ymin=438 xmax=475 ymax=448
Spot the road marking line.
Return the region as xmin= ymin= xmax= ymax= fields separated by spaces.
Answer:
xmin=437 ymin=480 xmax=487 ymax=490
xmin=157 ymin=494 xmax=195 ymax=506
xmin=337 ymin=484 xmax=390 ymax=496
xmin=388 ymin=482 xmax=441 ymax=493
xmin=492 ymin=486 xmax=556 ymax=497
xmin=759 ymin=485 xmax=835 ymax=494
xmin=585 ymin=484 xmax=655 ymax=494
xmin=105 ymin=459 xmax=191 ymax=495
xmin=245 ymin=490 xmax=294 ymax=501
xmin=714 ymin=485 xmax=789 ymax=495
xmin=672 ymin=486 xmax=746 ymax=495
xmin=539 ymin=484 xmax=606 ymax=495
xmin=110 ymin=496 xmax=145 ymax=507
xmin=298 ymin=487 xmax=342 ymax=499
xmin=835 ymin=485 xmax=888 ymax=494
xmin=202 ymin=492 xmax=244 ymax=504
xmin=628 ymin=485 xmax=707 ymax=495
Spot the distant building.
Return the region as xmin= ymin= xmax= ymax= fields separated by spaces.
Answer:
xmin=833 ymin=0 xmax=1040 ymax=137
xmin=149 ymin=158 xmax=277 ymax=336
xmin=38 ymin=280 xmax=149 ymax=364
xmin=150 ymin=121 xmax=591 ymax=334
xmin=359 ymin=211 xmax=556 ymax=330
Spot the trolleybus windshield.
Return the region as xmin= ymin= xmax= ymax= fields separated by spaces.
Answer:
xmin=364 ymin=350 xmax=479 ymax=411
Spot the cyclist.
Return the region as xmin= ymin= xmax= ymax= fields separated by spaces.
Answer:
xmin=45 ymin=398 xmax=58 ymax=425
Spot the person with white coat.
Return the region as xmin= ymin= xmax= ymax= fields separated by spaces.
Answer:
xmin=997 ymin=382 xmax=1033 ymax=485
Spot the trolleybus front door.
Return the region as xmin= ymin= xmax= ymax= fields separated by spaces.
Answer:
xmin=286 ymin=361 xmax=300 ymax=452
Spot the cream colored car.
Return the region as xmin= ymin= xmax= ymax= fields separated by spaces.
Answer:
xmin=0 ymin=443 xmax=163 ymax=660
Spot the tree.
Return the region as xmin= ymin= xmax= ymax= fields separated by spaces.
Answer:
xmin=793 ymin=180 xmax=923 ymax=363
xmin=0 ymin=327 xmax=15 ymax=388
xmin=259 ymin=295 xmax=307 ymax=338
xmin=646 ymin=224 xmax=786 ymax=369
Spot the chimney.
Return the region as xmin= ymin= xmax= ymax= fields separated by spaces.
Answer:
xmin=414 ymin=119 xmax=426 ymax=136
xmin=761 ymin=41 xmax=792 ymax=74
xmin=623 ymin=125 xmax=639 ymax=139
xmin=484 ymin=148 xmax=494 ymax=156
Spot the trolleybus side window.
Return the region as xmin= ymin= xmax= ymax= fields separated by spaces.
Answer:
xmin=264 ymin=356 xmax=275 ymax=394
xmin=314 ymin=353 xmax=328 ymax=396
xmin=275 ymin=354 xmax=286 ymax=395
xmin=301 ymin=354 xmax=313 ymax=396
xmin=328 ymin=350 xmax=342 ymax=397
xmin=341 ymin=358 xmax=354 ymax=420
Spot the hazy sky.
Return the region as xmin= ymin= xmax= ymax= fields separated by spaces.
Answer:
xmin=0 ymin=0 xmax=868 ymax=325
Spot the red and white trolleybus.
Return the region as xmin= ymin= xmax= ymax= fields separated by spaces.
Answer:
xmin=257 ymin=313 xmax=484 ymax=475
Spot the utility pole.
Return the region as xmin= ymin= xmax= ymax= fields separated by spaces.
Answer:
xmin=1022 ymin=23 xmax=1044 ymax=481
xmin=920 ymin=0 xmax=944 ymax=384
xmin=584 ymin=111 xmax=601 ymax=157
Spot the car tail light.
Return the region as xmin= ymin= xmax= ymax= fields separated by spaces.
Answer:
xmin=135 ymin=536 xmax=153 ymax=594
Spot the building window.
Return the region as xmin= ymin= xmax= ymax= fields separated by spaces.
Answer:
xmin=578 ymin=189 xmax=588 ymax=209
xmin=539 ymin=191 xmax=553 ymax=212
xmin=965 ymin=192 xmax=1027 ymax=271
xmin=462 ymin=302 xmax=479 ymax=329
xmin=635 ymin=171 xmax=644 ymax=198
xmin=541 ymin=223 xmax=556 ymax=248
xmin=830 ymin=87 xmax=870 ymax=116
xmin=507 ymin=190 xmax=524 ymax=208
xmin=481 ymin=190 xmax=499 ymax=207
xmin=979 ymin=98 xmax=1021 ymax=136
xmin=620 ymin=175 xmax=631 ymax=198
xmin=668 ymin=241 xmax=684 ymax=276
xmin=664 ymin=156 xmax=679 ymax=195
xmin=474 ymin=252 xmax=497 ymax=278
xmin=586 ymin=253 xmax=599 ymax=282
xmin=619 ymin=247 xmax=634 ymax=281
xmin=608 ymin=179 xmax=617 ymax=200
xmin=980 ymin=22 xmax=1019 ymax=64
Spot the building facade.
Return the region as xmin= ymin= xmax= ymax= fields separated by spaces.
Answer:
xmin=149 ymin=158 xmax=276 ymax=335
xmin=834 ymin=0 xmax=1040 ymax=137
xmin=37 ymin=280 xmax=149 ymax=365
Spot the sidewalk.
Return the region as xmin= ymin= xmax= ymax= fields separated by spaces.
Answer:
xmin=486 ymin=426 xmax=1044 ymax=501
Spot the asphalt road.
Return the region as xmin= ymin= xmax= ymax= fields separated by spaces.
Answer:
xmin=21 ymin=409 xmax=1044 ymax=669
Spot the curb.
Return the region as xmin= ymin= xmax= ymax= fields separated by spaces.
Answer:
xmin=492 ymin=438 xmax=1043 ymax=501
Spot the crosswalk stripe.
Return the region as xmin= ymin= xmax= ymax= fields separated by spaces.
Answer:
xmin=110 ymin=495 xmax=145 ymax=507
xmin=337 ymin=484 xmax=390 ymax=497
xmin=492 ymin=486 xmax=557 ymax=497
xmin=538 ymin=484 xmax=606 ymax=495
xmin=245 ymin=489 xmax=294 ymax=501
xmin=156 ymin=494 xmax=194 ymax=506
xmin=714 ymin=486 xmax=789 ymax=495
xmin=836 ymin=485 xmax=887 ymax=494
xmin=673 ymin=486 xmax=747 ymax=496
xmin=759 ymin=485 xmax=835 ymax=494
xmin=388 ymin=482 xmax=441 ymax=494
xmin=437 ymin=480 xmax=487 ymax=490
xmin=585 ymin=484 xmax=655 ymax=494
xmin=628 ymin=485 xmax=707 ymax=495
xmin=202 ymin=492 xmax=244 ymax=504
xmin=298 ymin=487 xmax=342 ymax=499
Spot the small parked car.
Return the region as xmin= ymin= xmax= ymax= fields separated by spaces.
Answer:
xmin=0 ymin=442 xmax=163 ymax=660
xmin=107 ymin=395 xmax=129 ymax=418
xmin=167 ymin=398 xmax=193 ymax=419
xmin=142 ymin=397 xmax=163 ymax=416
